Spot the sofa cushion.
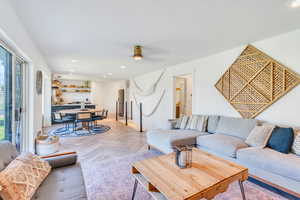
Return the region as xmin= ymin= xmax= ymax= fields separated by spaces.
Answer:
xmin=196 ymin=134 xmax=248 ymax=158
xmin=267 ymin=127 xmax=294 ymax=154
xmin=0 ymin=141 xmax=19 ymax=171
xmin=207 ymin=115 xmax=220 ymax=133
xmin=215 ymin=116 xmax=256 ymax=140
xmin=147 ymin=129 xmax=208 ymax=153
xmin=237 ymin=147 xmax=300 ymax=182
xmin=33 ymin=163 xmax=87 ymax=200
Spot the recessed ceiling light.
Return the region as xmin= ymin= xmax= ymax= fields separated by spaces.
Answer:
xmin=108 ymin=72 xmax=113 ymax=75
xmin=71 ymin=59 xmax=78 ymax=63
xmin=290 ymin=0 xmax=300 ymax=8
xmin=120 ymin=65 xmax=126 ymax=69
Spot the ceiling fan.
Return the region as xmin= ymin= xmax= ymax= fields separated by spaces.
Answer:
xmin=131 ymin=45 xmax=165 ymax=62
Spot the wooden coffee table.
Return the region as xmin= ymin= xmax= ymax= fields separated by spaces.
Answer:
xmin=131 ymin=148 xmax=248 ymax=200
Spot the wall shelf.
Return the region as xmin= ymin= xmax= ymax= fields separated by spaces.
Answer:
xmin=60 ymin=87 xmax=90 ymax=89
xmin=61 ymin=90 xmax=91 ymax=93
xmin=61 ymin=85 xmax=90 ymax=89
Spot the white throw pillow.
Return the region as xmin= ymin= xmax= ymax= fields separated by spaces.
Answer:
xmin=292 ymin=129 xmax=300 ymax=156
xmin=245 ymin=125 xmax=274 ymax=147
xmin=186 ymin=115 xmax=208 ymax=132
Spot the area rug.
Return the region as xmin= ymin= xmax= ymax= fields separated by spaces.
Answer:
xmin=81 ymin=150 xmax=288 ymax=200
xmin=48 ymin=124 xmax=111 ymax=137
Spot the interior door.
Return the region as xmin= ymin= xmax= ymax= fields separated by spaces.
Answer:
xmin=174 ymin=77 xmax=187 ymax=118
xmin=118 ymin=89 xmax=124 ymax=117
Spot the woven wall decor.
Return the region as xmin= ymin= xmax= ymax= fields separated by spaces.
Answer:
xmin=215 ymin=45 xmax=300 ymax=118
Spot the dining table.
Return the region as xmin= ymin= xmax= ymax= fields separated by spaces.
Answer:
xmin=58 ymin=108 xmax=103 ymax=115
xmin=58 ymin=108 xmax=103 ymax=131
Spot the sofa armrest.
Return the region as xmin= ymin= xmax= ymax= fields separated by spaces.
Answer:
xmin=41 ymin=152 xmax=77 ymax=169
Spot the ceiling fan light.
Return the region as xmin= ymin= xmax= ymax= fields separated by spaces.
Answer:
xmin=290 ymin=0 xmax=300 ymax=8
xmin=133 ymin=45 xmax=143 ymax=60
xmin=133 ymin=55 xmax=143 ymax=60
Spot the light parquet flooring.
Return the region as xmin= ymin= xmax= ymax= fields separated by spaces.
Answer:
xmin=46 ymin=117 xmax=148 ymax=163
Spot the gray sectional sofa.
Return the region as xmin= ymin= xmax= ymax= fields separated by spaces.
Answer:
xmin=146 ymin=115 xmax=300 ymax=196
xmin=0 ymin=141 xmax=87 ymax=200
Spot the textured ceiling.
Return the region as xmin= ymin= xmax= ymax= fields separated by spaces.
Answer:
xmin=9 ymin=0 xmax=300 ymax=80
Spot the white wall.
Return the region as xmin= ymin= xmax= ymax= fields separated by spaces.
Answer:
xmin=91 ymin=81 xmax=105 ymax=109
xmin=42 ymin=73 xmax=52 ymax=127
xmin=0 ymin=0 xmax=51 ymax=152
xmin=130 ymin=29 xmax=300 ymax=130
xmin=91 ymin=80 xmax=127 ymax=114
xmin=103 ymin=80 xmax=127 ymax=114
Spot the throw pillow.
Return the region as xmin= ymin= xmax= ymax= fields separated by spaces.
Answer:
xmin=267 ymin=127 xmax=294 ymax=154
xmin=207 ymin=115 xmax=220 ymax=133
xmin=169 ymin=119 xmax=179 ymax=129
xmin=245 ymin=125 xmax=274 ymax=147
xmin=0 ymin=153 xmax=51 ymax=200
xmin=186 ymin=115 xmax=208 ymax=132
xmin=196 ymin=116 xmax=208 ymax=132
xmin=292 ymin=129 xmax=300 ymax=156
xmin=179 ymin=116 xmax=189 ymax=129
xmin=186 ymin=115 xmax=198 ymax=129
xmin=174 ymin=117 xmax=183 ymax=129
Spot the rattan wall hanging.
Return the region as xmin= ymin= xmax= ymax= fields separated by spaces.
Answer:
xmin=215 ymin=45 xmax=300 ymax=118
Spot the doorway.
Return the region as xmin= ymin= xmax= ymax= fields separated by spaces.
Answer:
xmin=174 ymin=74 xmax=192 ymax=118
xmin=118 ymin=89 xmax=125 ymax=117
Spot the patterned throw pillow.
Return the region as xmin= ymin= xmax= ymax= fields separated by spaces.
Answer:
xmin=186 ymin=115 xmax=197 ymax=129
xmin=292 ymin=129 xmax=300 ymax=156
xmin=179 ymin=116 xmax=189 ymax=129
xmin=174 ymin=117 xmax=183 ymax=129
xmin=0 ymin=153 xmax=51 ymax=200
xmin=245 ymin=125 xmax=274 ymax=147
xmin=186 ymin=115 xmax=208 ymax=132
xmin=174 ymin=116 xmax=189 ymax=129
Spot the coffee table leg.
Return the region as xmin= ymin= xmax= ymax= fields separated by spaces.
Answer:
xmin=131 ymin=179 xmax=138 ymax=200
xmin=239 ymin=180 xmax=246 ymax=200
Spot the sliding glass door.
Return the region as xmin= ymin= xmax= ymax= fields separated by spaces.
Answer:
xmin=0 ymin=46 xmax=12 ymax=141
xmin=15 ymin=58 xmax=25 ymax=150
xmin=0 ymin=44 xmax=26 ymax=151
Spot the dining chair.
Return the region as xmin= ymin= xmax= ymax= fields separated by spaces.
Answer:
xmin=104 ymin=110 xmax=108 ymax=119
xmin=74 ymin=112 xmax=93 ymax=133
xmin=101 ymin=109 xmax=105 ymax=117
xmin=92 ymin=110 xmax=104 ymax=127
xmin=52 ymin=112 xmax=74 ymax=133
